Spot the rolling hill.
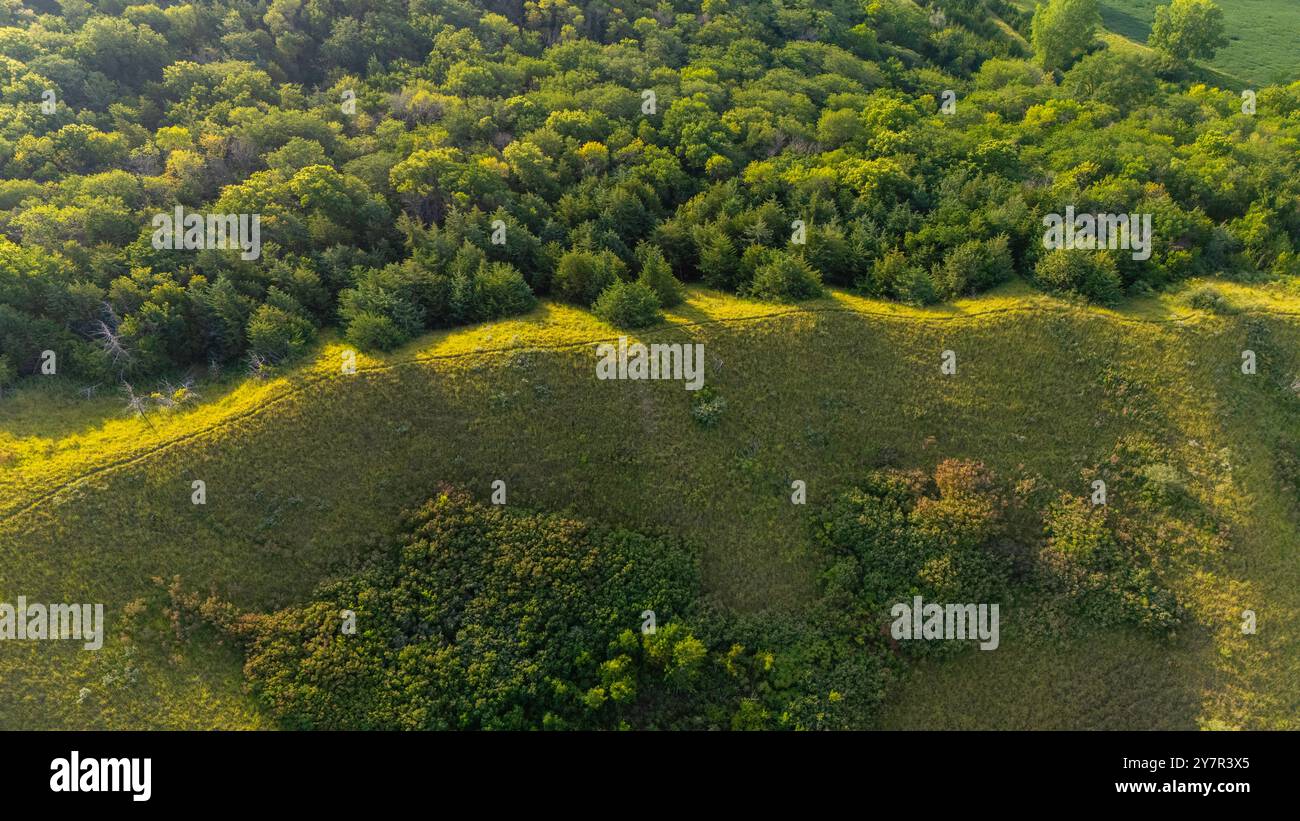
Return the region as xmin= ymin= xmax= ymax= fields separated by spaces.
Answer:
xmin=2 ymin=280 xmax=1298 ymax=729
xmin=1099 ymin=0 xmax=1300 ymax=86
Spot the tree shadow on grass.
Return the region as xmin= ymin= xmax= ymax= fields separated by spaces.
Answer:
xmin=1100 ymin=5 xmax=1152 ymax=42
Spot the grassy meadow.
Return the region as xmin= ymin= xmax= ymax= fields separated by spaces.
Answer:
xmin=1003 ymin=0 xmax=1300 ymax=86
xmin=1100 ymin=0 xmax=1300 ymax=85
xmin=2 ymin=279 xmax=1299 ymax=729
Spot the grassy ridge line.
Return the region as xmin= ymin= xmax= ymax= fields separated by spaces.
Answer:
xmin=0 ymin=289 xmax=1219 ymax=525
xmin=1 ymin=283 xmax=1295 ymax=729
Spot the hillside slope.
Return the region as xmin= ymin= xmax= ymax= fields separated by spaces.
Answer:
xmin=1100 ymin=0 xmax=1300 ymax=86
xmin=1 ymin=282 xmax=1298 ymax=729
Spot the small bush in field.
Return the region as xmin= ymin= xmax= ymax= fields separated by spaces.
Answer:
xmin=813 ymin=460 xmax=1010 ymax=615
xmin=553 ymin=248 xmax=625 ymax=306
xmin=938 ymin=236 xmax=1014 ymax=297
xmin=1186 ymin=285 xmax=1233 ymax=313
xmin=247 ymin=304 xmax=314 ymax=363
xmin=690 ymin=385 xmax=727 ymax=427
xmin=593 ymin=280 xmax=661 ymax=328
xmin=451 ymin=261 xmax=536 ymax=324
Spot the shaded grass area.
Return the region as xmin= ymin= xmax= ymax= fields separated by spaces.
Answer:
xmin=881 ymin=620 xmax=1216 ymax=729
xmin=1 ymin=282 xmax=1297 ymax=729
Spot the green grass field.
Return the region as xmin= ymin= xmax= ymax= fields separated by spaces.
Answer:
xmin=1005 ymin=0 xmax=1300 ymax=86
xmin=1100 ymin=0 xmax=1300 ymax=85
xmin=2 ymin=279 xmax=1299 ymax=729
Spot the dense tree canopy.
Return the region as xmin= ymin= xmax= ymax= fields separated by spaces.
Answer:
xmin=0 ymin=0 xmax=1296 ymax=393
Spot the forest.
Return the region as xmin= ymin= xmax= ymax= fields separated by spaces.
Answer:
xmin=1 ymin=0 xmax=1297 ymax=390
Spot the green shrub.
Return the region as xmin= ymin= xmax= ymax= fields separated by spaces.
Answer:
xmin=451 ymin=261 xmax=536 ymax=324
xmin=338 ymin=263 xmax=433 ymax=336
xmin=1186 ymin=285 xmax=1234 ymax=313
xmin=0 ymin=354 xmax=16 ymax=389
xmin=1039 ymin=494 xmax=1181 ymax=632
xmin=690 ymin=385 xmax=727 ymax=428
xmin=805 ymin=225 xmax=859 ymax=286
xmin=1061 ymin=50 xmax=1158 ymax=112
xmin=553 ymin=248 xmax=624 ymax=306
xmin=344 ymin=311 xmax=408 ymax=351
xmin=895 ymin=265 xmax=940 ymax=306
xmin=865 ymin=250 xmax=942 ymax=304
xmin=635 ymin=242 xmax=683 ymax=308
xmin=1034 ymin=249 xmax=1123 ymax=305
xmin=240 ymin=488 xmax=699 ymax=730
xmin=939 ymin=236 xmax=1015 ymax=296
xmin=478 ymin=261 xmax=537 ymax=318
xmin=1137 ymin=462 xmax=1190 ymax=509
xmin=814 ymin=460 xmax=1010 ymax=615
xmin=746 ymin=250 xmax=824 ymax=302
xmin=860 ymin=249 xmax=911 ymax=297
xmin=696 ymin=231 xmax=743 ymax=291
xmin=593 ymin=280 xmax=662 ymax=328
xmin=246 ymin=304 xmax=314 ymax=363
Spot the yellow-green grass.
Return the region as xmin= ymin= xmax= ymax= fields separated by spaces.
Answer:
xmin=1 ymin=280 xmax=1298 ymax=729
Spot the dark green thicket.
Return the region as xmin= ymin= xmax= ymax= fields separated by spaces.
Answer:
xmin=229 ymin=452 xmax=1193 ymax=729
xmin=240 ymin=488 xmax=702 ymax=730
